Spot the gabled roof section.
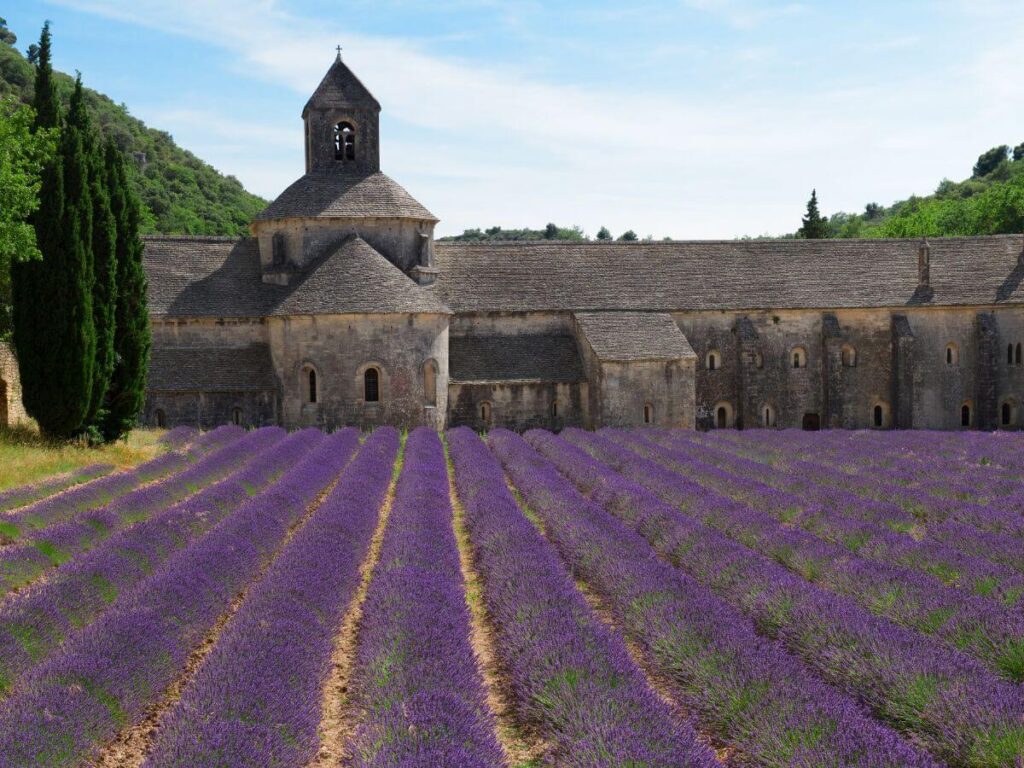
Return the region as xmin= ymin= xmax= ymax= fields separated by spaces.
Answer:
xmin=575 ymin=312 xmax=695 ymax=362
xmin=269 ymin=236 xmax=451 ymax=316
xmin=148 ymin=345 xmax=277 ymax=392
xmin=303 ymin=54 xmax=381 ymax=116
xmin=434 ymin=235 xmax=1024 ymax=312
xmin=450 ymin=335 xmax=585 ymax=383
xmin=254 ymin=170 xmax=437 ymax=222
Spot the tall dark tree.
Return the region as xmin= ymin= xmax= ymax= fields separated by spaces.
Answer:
xmin=798 ymin=189 xmax=830 ymax=239
xmin=972 ymin=145 xmax=1009 ymax=178
xmin=101 ymin=140 xmax=150 ymax=442
xmin=12 ymin=24 xmax=96 ymax=438
xmin=68 ymin=76 xmax=117 ymax=433
xmin=596 ymin=226 xmax=612 ymax=240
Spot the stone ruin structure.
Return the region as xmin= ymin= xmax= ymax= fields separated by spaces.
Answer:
xmin=137 ymin=53 xmax=1024 ymax=433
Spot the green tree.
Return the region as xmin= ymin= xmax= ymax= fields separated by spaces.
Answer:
xmin=973 ymin=145 xmax=1009 ymax=178
xmin=0 ymin=18 xmax=15 ymax=46
xmin=596 ymin=226 xmax=612 ymax=240
xmin=68 ymin=75 xmax=117 ymax=434
xmin=543 ymin=222 xmax=559 ymax=239
xmin=798 ymin=189 xmax=830 ymax=239
xmin=0 ymin=100 xmax=55 ymax=337
xmin=12 ymin=23 xmax=96 ymax=439
xmin=101 ymin=140 xmax=150 ymax=442
xmin=1014 ymin=143 xmax=1024 ymax=163
xmin=618 ymin=229 xmax=638 ymax=241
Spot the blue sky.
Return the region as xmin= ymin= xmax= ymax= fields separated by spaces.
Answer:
xmin=5 ymin=0 xmax=1023 ymax=238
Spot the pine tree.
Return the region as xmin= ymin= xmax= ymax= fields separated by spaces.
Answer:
xmin=12 ymin=25 xmax=96 ymax=438
xmin=68 ymin=76 xmax=118 ymax=435
xmin=798 ymin=189 xmax=830 ymax=239
xmin=101 ymin=140 xmax=150 ymax=442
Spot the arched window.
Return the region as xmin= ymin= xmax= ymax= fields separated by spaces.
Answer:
xmin=1002 ymin=402 xmax=1012 ymax=427
xmin=1008 ymin=344 xmax=1014 ymax=366
xmin=762 ymin=404 xmax=776 ymax=427
xmin=232 ymin=407 xmax=243 ymax=426
xmin=706 ymin=350 xmax=720 ymax=371
xmin=874 ymin=405 xmax=883 ymax=427
xmin=305 ymin=370 xmax=317 ymax=405
xmin=643 ymin=403 xmax=654 ymax=424
xmin=480 ymin=401 xmax=492 ymax=425
xmin=961 ymin=402 xmax=972 ymax=428
xmin=333 ymin=121 xmax=355 ymax=162
xmin=841 ymin=344 xmax=857 ymax=368
xmin=364 ymin=367 xmax=380 ymax=403
xmin=791 ymin=347 xmax=807 ymax=369
xmin=714 ymin=402 xmax=733 ymax=429
xmin=1017 ymin=343 xmax=1022 ymax=366
xmin=423 ymin=360 xmax=437 ymax=406
xmin=551 ymin=399 xmax=559 ymax=420
xmin=946 ymin=343 xmax=959 ymax=366
xmin=154 ymin=409 xmax=166 ymax=428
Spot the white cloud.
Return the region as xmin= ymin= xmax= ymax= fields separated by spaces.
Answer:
xmin=47 ymin=0 xmax=1024 ymax=237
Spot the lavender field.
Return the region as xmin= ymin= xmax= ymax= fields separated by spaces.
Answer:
xmin=0 ymin=426 xmax=1022 ymax=767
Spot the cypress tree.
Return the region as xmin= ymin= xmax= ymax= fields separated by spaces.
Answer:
xmin=68 ymin=76 xmax=118 ymax=436
xmin=101 ymin=140 xmax=150 ymax=442
xmin=798 ymin=189 xmax=830 ymax=239
xmin=12 ymin=25 xmax=96 ymax=438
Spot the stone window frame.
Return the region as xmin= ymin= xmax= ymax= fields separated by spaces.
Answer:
xmin=231 ymin=406 xmax=244 ymax=426
xmin=300 ymin=363 xmax=320 ymax=405
xmin=841 ymin=344 xmax=857 ymax=368
xmin=422 ymin=359 xmax=439 ymax=407
xmin=706 ymin=350 xmax=721 ymax=371
xmin=356 ymin=362 xmax=387 ymax=407
xmin=960 ymin=400 xmax=973 ymax=428
xmin=946 ymin=343 xmax=960 ymax=367
xmin=761 ymin=403 xmax=776 ymax=428
xmin=333 ymin=119 xmax=357 ymax=163
xmin=1000 ymin=398 xmax=1018 ymax=428
xmin=479 ymin=400 xmax=493 ymax=426
xmin=713 ymin=401 xmax=734 ymax=429
xmin=871 ymin=400 xmax=891 ymax=429
xmin=790 ymin=346 xmax=808 ymax=369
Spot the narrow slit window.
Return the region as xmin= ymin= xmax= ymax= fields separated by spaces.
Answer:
xmin=155 ymin=409 xmax=166 ymax=428
xmin=364 ymin=368 xmax=380 ymax=403
xmin=644 ymin=404 xmax=653 ymax=424
xmin=961 ymin=403 xmax=971 ymax=427
xmin=232 ymin=407 xmax=242 ymax=426
xmin=308 ymin=369 xmax=318 ymax=404
xmin=1017 ymin=344 xmax=1022 ymax=366
xmin=874 ymin=405 xmax=883 ymax=428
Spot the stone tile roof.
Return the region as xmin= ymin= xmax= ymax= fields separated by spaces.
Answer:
xmin=449 ymin=334 xmax=585 ymax=383
xmin=574 ymin=312 xmax=696 ymax=361
xmin=147 ymin=344 xmax=277 ymax=392
xmin=434 ymin=235 xmax=1024 ymax=312
xmin=144 ymin=236 xmax=448 ymax=317
xmin=144 ymin=237 xmax=274 ymax=317
xmin=303 ymin=55 xmax=381 ymax=115
xmin=269 ymin=236 xmax=451 ymax=316
xmin=254 ymin=170 xmax=437 ymax=222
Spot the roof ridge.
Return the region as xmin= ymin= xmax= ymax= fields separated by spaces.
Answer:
xmin=436 ymin=234 xmax=1024 ymax=247
xmin=143 ymin=235 xmax=245 ymax=243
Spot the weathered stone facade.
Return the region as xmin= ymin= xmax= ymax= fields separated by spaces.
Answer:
xmin=138 ymin=54 xmax=1024 ymax=433
xmin=0 ymin=342 xmax=29 ymax=428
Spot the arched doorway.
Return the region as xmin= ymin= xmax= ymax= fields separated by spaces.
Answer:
xmin=802 ymin=413 xmax=821 ymax=431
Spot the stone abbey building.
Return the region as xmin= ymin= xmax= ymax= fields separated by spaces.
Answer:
xmin=140 ymin=54 xmax=1024 ymax=433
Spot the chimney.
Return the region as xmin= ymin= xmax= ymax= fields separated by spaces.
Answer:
xmin=917 ymin=238 xmax=930 ymax=287
xmin=410 ymin=232 xmax=439 ymax=286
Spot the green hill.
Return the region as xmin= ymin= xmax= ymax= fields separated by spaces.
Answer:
xmin=0 ymin=23 xmax=266 ymax=236
xmin=802 ymin=144 xmax=1024 ymax=240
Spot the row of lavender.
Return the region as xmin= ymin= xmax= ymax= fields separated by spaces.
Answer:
xmin=608 ymin=431 xmax=1024 ymax=681
xmin=0 ymin=425 xmax=264 ymax=597
xmin=0 ymin=427 xmax=315 ymax=700
xmin=489 ymin=429 xmax=939 ymax=767
xmin=539 ymin=430 xmax=1024 ymax=766
xmin=0 ymin=429 xmax=358 ymax=766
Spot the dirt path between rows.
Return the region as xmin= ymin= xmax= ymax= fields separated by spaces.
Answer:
xmin=88 ymin=463 xmax=348 ymax=768
xmin=306 ymin=447 xmax=402 ymax=768
xmin=448 ymin=454 xmax=548 ymax=768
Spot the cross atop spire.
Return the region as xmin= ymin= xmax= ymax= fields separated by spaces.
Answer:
xmin=335 ymin=45 xmax=342 ymax=61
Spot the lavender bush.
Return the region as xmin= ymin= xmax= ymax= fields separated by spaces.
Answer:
xmin=448 ymin=427 xmax=716 ymax=767
xmin=0 ymin=429 xmax=359 ymax=768
xmin=143 ymin=428 xmax=399 ymax=767
xmin=488 ymin=429 xmax=938 ymax=768
xmin=0 ymin=464 xmax=114 ymax=515
xmin=344 ymin=428 xmax=504 ymax=768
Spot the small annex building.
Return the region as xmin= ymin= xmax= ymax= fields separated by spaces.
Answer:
xmin=140 ymin=53 xmax=1024 ymax=432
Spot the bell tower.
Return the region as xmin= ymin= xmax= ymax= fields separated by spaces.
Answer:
xmin=303 ymin=49 xmax=381 ymax=174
